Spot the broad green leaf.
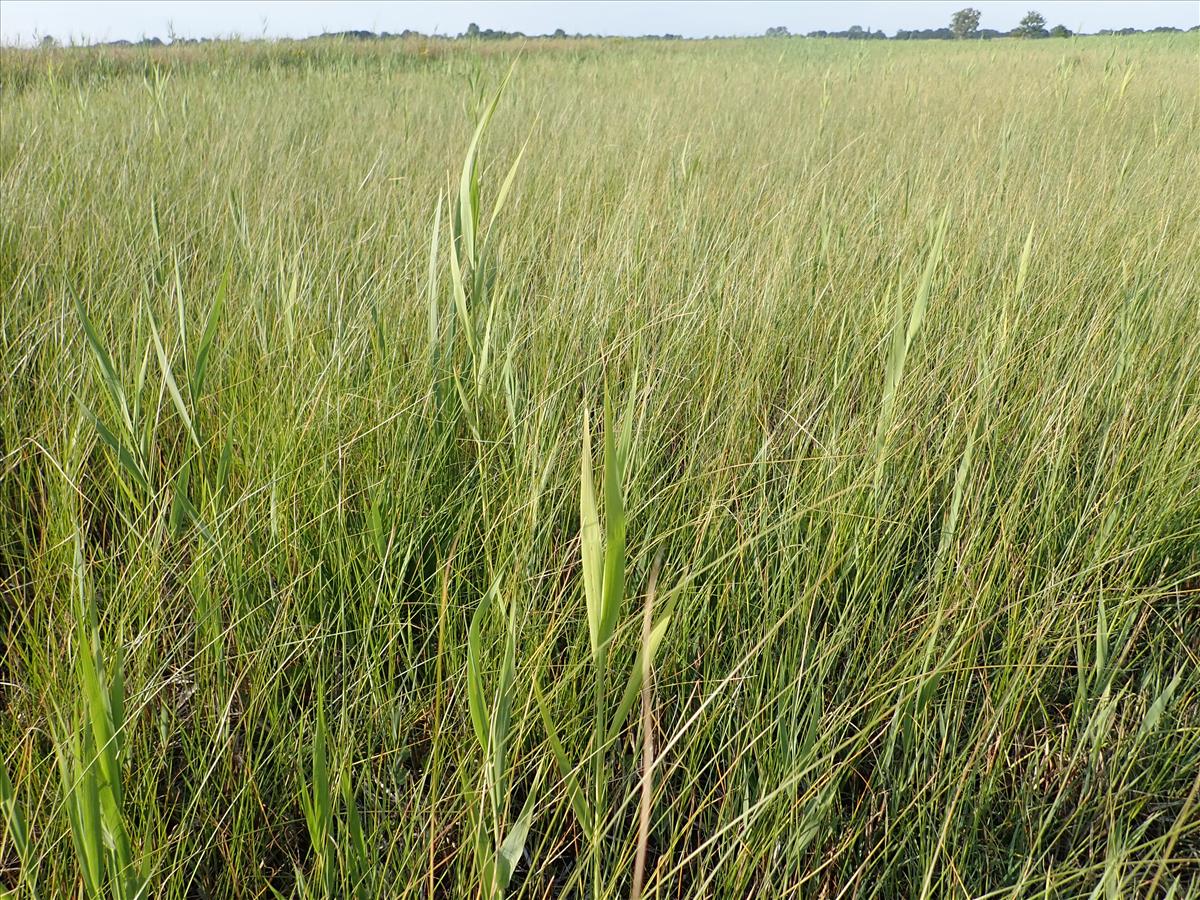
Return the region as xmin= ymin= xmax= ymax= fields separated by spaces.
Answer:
xmin=906 ymin=206 xmax=949 ymax=348
xmin=0 ymin=761 xmax=35 ymax=899
xmin=1138 ymin=670 xmax=1182 ymax=737
xmin=580 ymin=406 xmax=603 ymax=659
xmin=494 ymin=769 xmax=539 ymax=891
xmin=467 ymin=589 xmax=494 ymax=753
xmin=935 ymin=425 xmax=976 ymax=568
xmin=607 ymin=614 xmax=671 ymax=743
xmin=533 ymin=678 xmax=592 ymax=838
xmin=147 ymin=304 xmax=200 ymax=448
xmin=447 ymin=209 xmax=476 ymax=355
xmin=193 ymin=267 xmax=228 ymax=404
xmin=83 ymin=404 xmax=149 ymax=494
xmin=487 ymin=136 xmax=529 ymax=243
xmin=601 ymin=390 xmax=626 ymax=650
xmin=1015 ymin=223 xmax=1034 ymax=298
xmin=427 ymin=194 xmax=443 ymax=361
xmin=73 ymin=289 xmax=125 ymax=417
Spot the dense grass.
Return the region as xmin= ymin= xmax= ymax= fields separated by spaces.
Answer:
xmin=2 ymin=33 xmax=1198 ymax=898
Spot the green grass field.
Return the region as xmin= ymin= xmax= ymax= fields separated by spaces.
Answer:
xmin=2 ymin=33 xmax=1198 ymax=898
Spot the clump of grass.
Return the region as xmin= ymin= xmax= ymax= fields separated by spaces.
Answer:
xmin=432 ymin=66 xmax=526 ymax=441
xmin=0 ymin=757 xmax=38 ymax=898
xmin=536 ymin=385 xmax=671 ymax=898
xmin=294 ymin=697 xmax=375 ymax=899
xmin=52 ymin=532 xmax=150 ymax=900
xmin=464 ymin=584 xmax=539 ymax=899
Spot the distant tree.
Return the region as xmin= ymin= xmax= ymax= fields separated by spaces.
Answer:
xmin=765 ymin=26 xmax=790 ymax=37
xmin=847 ymin=25 xmax=866 ymax=39
xmin=40 ymin=34 xmax=58 ymax=48
xmin=1014 ymin=10 xmax=1048 ymax=38
xmin=552 ymin=28 xmax=566 ymax=38
xmin=1049 ymin=24 xmax=1072 ymax=37
xmin=465 ymin=22 xmax=480 ymax=38
xmin=950 ymin=8 xmax=982 ymax=38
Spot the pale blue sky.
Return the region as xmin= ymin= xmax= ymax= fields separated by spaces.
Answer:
xmin=2 ymin=0 xmax=1196 ymax=44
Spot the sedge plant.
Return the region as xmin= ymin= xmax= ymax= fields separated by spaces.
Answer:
xmin=536 ymin=386 xmax=672 ymax=899
xmin=52 ymin=532 xmax=150 ymax=900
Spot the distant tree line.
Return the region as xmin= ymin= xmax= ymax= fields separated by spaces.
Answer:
xmin=70 ymin=27 xmax=685 ymax=49
xmin=41 ymin=8 xmax=1197 ymax=50
xmin=762 ymin=9 xmax=1196 ymax=41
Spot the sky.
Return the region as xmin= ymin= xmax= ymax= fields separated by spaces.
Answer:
xmin=2 ymin=0 xmax=1197 ymax=44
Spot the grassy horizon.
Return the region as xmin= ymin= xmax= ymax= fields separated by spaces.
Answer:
xmin=2 ymin=33 xmax=1198 ymax=898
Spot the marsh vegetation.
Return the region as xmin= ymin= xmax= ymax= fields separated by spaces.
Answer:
xmin=1 ymin=33 xmax=1198 ymax=898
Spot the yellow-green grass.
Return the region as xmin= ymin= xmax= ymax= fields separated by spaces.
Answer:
xmin=1 ymin=33 xmax=1198 ymax=898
